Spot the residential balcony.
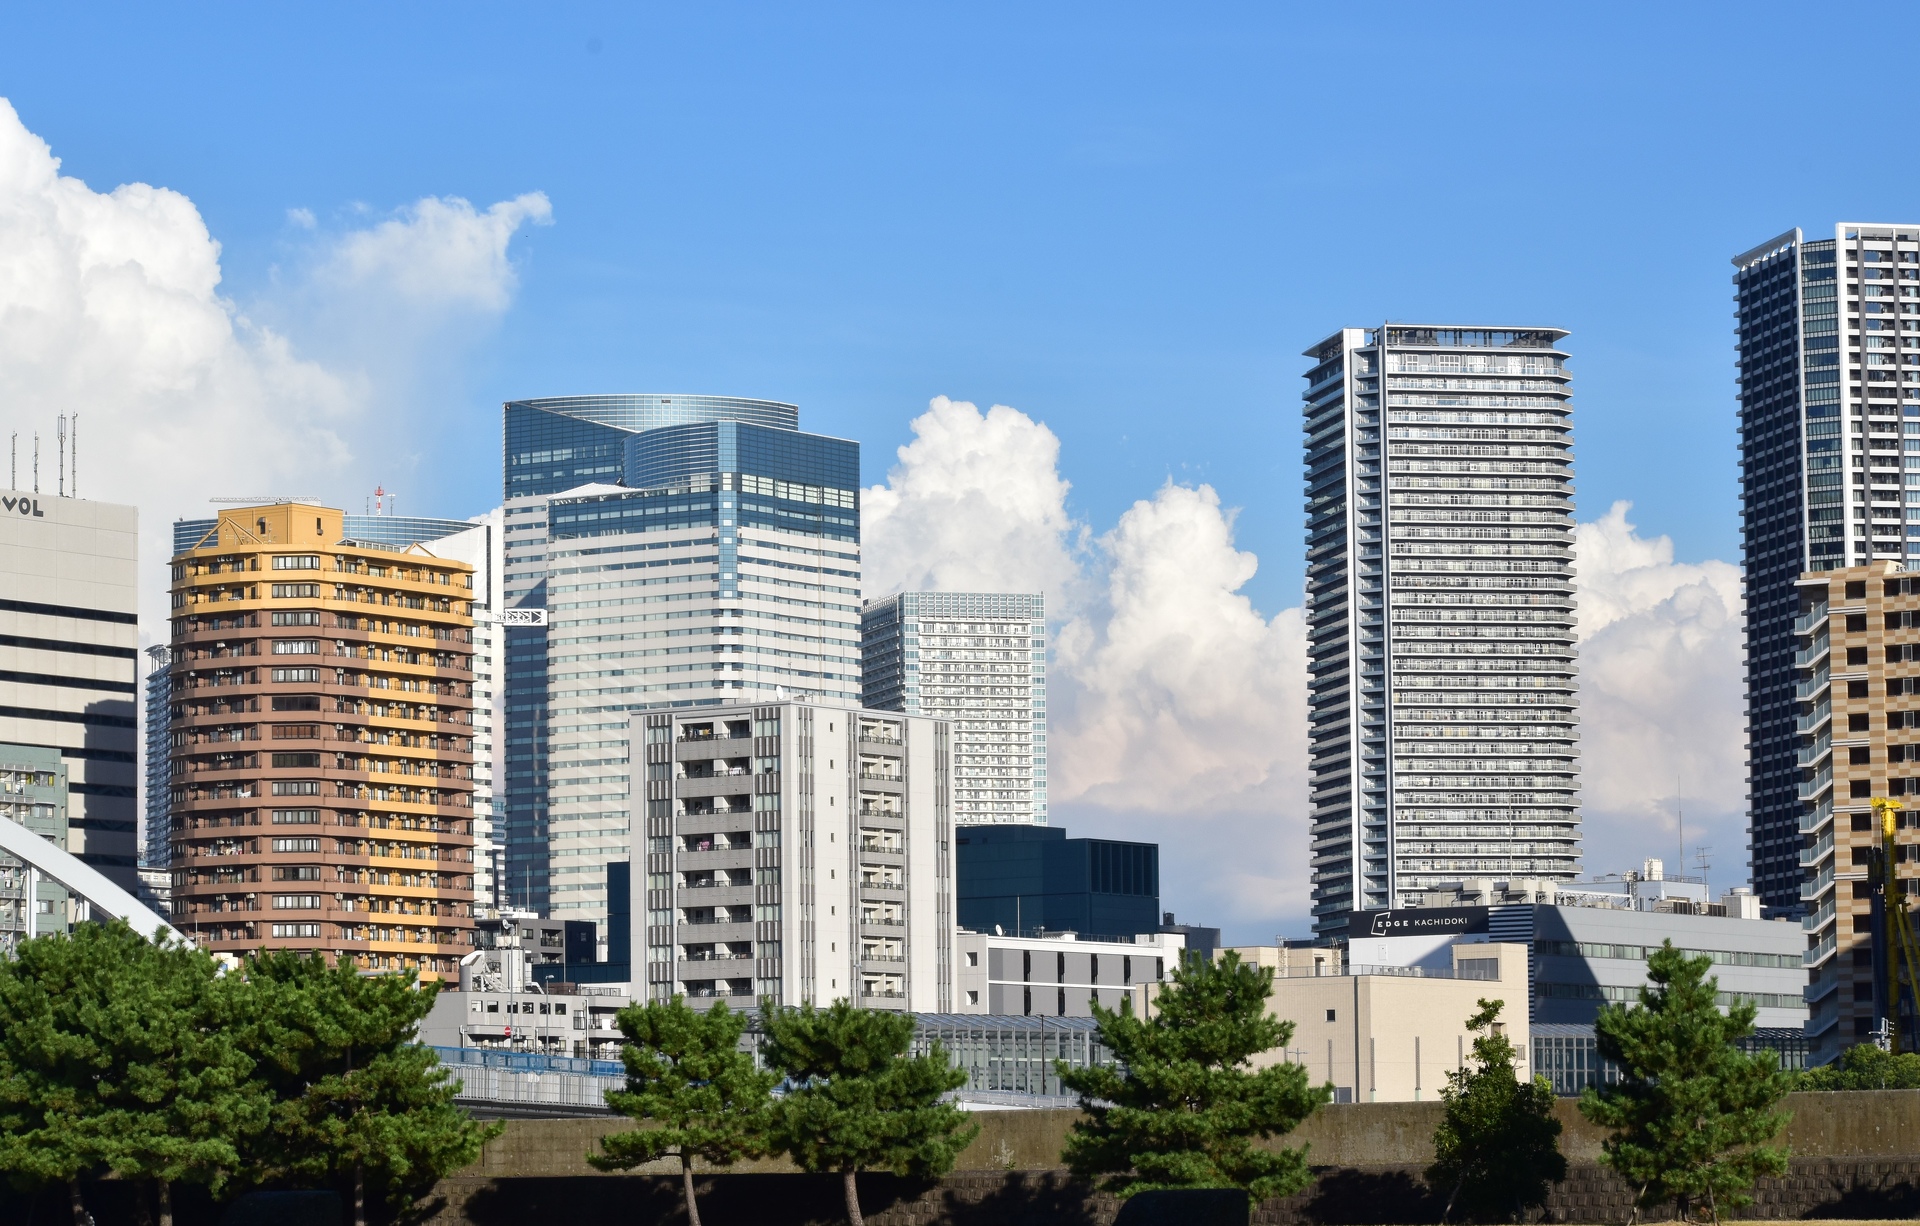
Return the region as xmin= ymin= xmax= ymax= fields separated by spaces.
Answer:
xmin=1797 ymin=736 xmax=1832 ymax=769
xmin=1805 ymin=932 xmax=1838 ymax=969
xmin=1798 ymin=767 xmax=1832 ymax=802
xmin=1800 ymin=830 xmax=1834 ymax=868
xmin=1801 ymin=864 xmax=1835 ymax=901
xmin=1797 ymin=702 xmax=1832 ymax=735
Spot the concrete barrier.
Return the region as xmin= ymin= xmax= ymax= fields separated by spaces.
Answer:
xmin=453 ymin=1090 xmax=1920 ymax=1179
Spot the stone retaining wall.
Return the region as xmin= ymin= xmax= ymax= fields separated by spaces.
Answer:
xmin=423 ymin=1158 xmax=1920 ymax=1225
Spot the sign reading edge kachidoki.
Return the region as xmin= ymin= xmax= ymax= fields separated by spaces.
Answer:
xmin=1347 ymin=907 xmax=1491 ymax=940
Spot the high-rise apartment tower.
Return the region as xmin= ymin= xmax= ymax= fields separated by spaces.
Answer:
xmin=1735 ymin=224 xmax=1920 ymax=915
xmin=1302 ymin=326 xmax=1580 ymax=936
xmin=862 ymin=592 xmax=1046 ymax=824
xmin=501 ymin=397 xmax=860 ymax=942
xmin=167 ymin=502 xmax=478 ymax=977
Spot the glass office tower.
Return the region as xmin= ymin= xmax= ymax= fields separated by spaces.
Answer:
xmin=1735 ymin=224 xmax=1920 ymax=917
xmin=500 ymin=407 xmax=861 ymax=937
xmin=503 ymin=395 xmax=799 ymax=499
xmin=1302 ymin=325 xmax=1580 ymax=937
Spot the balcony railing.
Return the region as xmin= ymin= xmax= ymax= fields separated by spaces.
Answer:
xmin=859 ymin=917 xmax=905 ymax=927
xmin=1805 ymin=931 xmax=1838 ymax=968
xmin=679 ymin=952 xmax=752 ymax=963
xmin=1797 ymin=701 xmax=1832 ymax=735
xmin=859 ymin=881 xmax=904 ymax=892
xmin=1799 ymin=798 xmax=1834 ymax=835
xmin=1798 ymin=767 xmax=1832 ymax=802
xmin=1803 ymin=896 xmax=1837 ymax=932
xmin=1794 ymin=637 xmax=1831 ymax=669
xmin=1796 ymin=669 xmax=1831 ymax=700
xmin=1801 ymin=864 xmax=1835 ymax=901
xmin=1797 ymin=736 xmax=1832 ymax=768
xmin=681 ymin=878 xmax=750 ymax=891
xmin=1800 ymin=830 xmax=1834 ymax=868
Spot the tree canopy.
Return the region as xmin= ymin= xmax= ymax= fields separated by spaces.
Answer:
xmin=1579 ymin=942 xmax=1792 ymax=1223
xmin=0 ymin=921 xmax=265 ymax=1226
xmin=1427 ymin=998 xmax=1565 ymax=1222
xmin=235 ymin=950 xmax=500 ymax=1226
xmin=1798 ymin=1043 xmax=1920 ymax=1090
xmin=1060 ymin=950 xmax=1328 ymax=1203
xmin=760 ymin=999 xmax=975 ymax=1226
xmin=591 ymin=996 xmax=778 ymax=1226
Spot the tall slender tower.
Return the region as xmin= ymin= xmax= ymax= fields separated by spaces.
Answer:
xmin=1301 ymin=325 xmax=1580 ymax=936
xmin=1735 ymin=224 xmax=1920 ymax=918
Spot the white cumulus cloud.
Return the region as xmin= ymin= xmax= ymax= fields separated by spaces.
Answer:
xmin=864 ymin=399 xmax=1310 ymax=937
xmin=1573 ymin=501 xmax=1746 ymax=881
xmin=862 ymin=396 xmax=1081 ymax=600
xmin=0 ymin=97 xmax=548 ymax=634
xmin=315 ymin=192 xmax=552 ymax=311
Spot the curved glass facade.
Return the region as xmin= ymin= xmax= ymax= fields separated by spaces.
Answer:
xmin=504 ymin=395 xmax=801 ymax=500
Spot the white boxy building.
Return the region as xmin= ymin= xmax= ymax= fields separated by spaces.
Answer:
xmin=627 ymin=699 xmax=955 ymax=1012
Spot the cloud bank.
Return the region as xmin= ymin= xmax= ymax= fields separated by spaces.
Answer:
xmin=865 ymin=405 xmax=1752 ymax=939
xmin=865 ymin=399 xmax=1311 ymax=936
xmin=0 ymin=98 xmax=548 ymax=632
xmin=1573 ymin=502 xmax=1746 ymax=883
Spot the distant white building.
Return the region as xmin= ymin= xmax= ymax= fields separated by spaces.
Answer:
xmin=952 ymin=928 xmax=1185 ymax=1016
xmin=861 ymin=592 xmax=1047 ymax=825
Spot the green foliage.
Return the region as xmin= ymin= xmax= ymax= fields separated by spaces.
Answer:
xmin=591 ymin=996 xmax=778 ymax=1226
xmin=760 ymin=999 xmax=976 ymax=1224
xmin=1798 ymin=1043 xmax=1920 ymax=1090
xmin=1427 ymin=999 xmax=1565 ymax=1223
xmin=1579 ymin=942 xmax=1792 ymax=1223
xmin=1060 ymin=950 xmax=1329 ymax=1203
xmin=234 ymin=951 xmax=501 ymax=1214
xmin=0 ymin=922 xmax=266 ymax=1213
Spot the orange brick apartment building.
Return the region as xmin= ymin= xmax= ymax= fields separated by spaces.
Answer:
xmin=167 ymin=502 xmax=477 ymax=977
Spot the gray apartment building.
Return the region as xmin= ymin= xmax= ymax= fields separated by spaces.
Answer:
xmin=627 ymin=699 xmax=952 ymax=1011
xmin=1301 ymin=326 xmax=1580 ymax=936
xmin=862 ymin=591 xmax=1046 ymax=825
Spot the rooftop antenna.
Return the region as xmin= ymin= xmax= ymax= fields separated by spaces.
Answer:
xmin=55 ymin=416 xmax=64 ymax=497
xmin=70 ymin=414 xmax=77 ymax=498
xmin=9 ymin=433 xmax=14 ymax=490
xmin=32 ymin=433 xmax=38 ymax=493
xmin=373 ymin=485 xmax=387 ymax=516
xmin=1692 ymin=844 xmax=1712 ymax=897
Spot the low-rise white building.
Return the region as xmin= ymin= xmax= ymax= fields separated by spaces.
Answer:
xmin=952 ymin=928 xmax=1186 ymax=1016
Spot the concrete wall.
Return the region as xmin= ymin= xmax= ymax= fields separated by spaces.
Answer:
xmin=451 ymin=1089 xmax=1920 ymax=1179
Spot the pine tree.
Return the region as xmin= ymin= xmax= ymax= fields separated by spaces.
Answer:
xmin=1579 ymin=942 xmax=1792 ymax=1223
xmin=0 ymin=922 xmax=266 ymax=1226
xmin=759 ymin=1000 xmax=976 ymax=1226
xmin=234 ymin=951 xmax=500 ymax=1226
xmin=1427 ymin=999 xmax=1565 ymax=1222
xmin=590 ymin=996 xmax=778 ymax=1226
xmin=1059 ymin=950 xmax=1328 ymax=1203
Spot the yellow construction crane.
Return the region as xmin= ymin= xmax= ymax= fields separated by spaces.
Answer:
xmin=1870 ymin=797 xmax=1920 ymax=1053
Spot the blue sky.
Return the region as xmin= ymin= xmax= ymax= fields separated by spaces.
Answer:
xmin=3 ymin=3 xmax=1872 ymax=607
xmin=0 ymin=4 xmax=1893 ymax=936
